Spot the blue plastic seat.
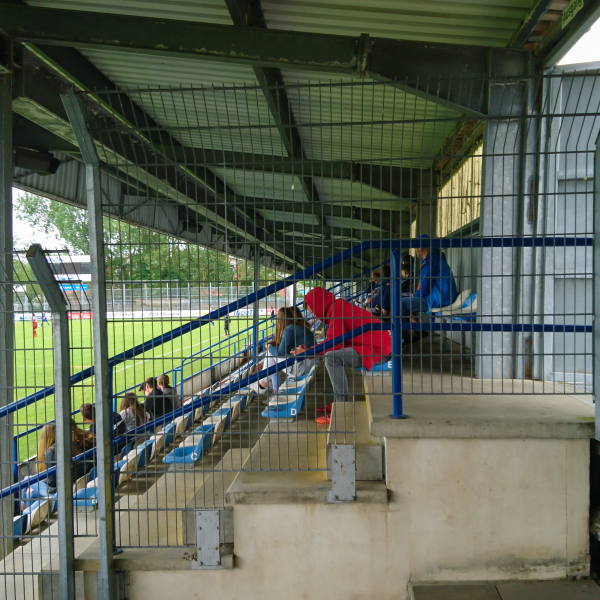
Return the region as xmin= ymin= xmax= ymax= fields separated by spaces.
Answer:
xmin=13 ymin=513 xmax=28 ymax=537
xmin=356 ymin=359 xmax=392 ymax=372
xmin=163 ymin=434 xmax=213 ymax=464
xmin=73 ymin=486 xmax=98 ymax=507
xmin=261 ymin=392 xmax=306 ymax=419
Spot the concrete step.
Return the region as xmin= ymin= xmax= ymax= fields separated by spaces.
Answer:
xmin=411 ymin=580 xmax=600 ymax=600
xmin=327 ymin=401 xmax=384 ymax=481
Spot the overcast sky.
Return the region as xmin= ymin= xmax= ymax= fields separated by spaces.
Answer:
xmin=559 ymin=17 xmax=600 ymax=65
xmin=12 ymin=189 xmax=63 ymax=251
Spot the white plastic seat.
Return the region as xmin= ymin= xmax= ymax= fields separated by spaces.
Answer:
xmin=26 ymin=500 xmax=50 ymax=534
xmin=430 ymin=289 xmax=472 ymax=316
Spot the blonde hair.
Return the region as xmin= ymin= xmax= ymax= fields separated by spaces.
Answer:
xmin=157 ymin=374 xmax=170 ymax=388
xmin=37 ymin=422 xmax=92 ymax=472
xmin=37 ymin=424 xmax=56 ymax=473
xmin=119 ymin=391 xmax=146 ymax=427
xmin=275 ymin=306 xmax=291 ymax=346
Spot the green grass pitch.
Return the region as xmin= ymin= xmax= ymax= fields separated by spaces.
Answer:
xmin=13 ymin=316 xmax=272 ymax=459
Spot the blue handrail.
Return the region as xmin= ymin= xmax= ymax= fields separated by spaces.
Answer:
xmin=0 ymin=321 xmax=388 ymax=499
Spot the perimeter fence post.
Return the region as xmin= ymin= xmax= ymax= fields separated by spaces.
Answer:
xmin=61 ymin=87 xmax=116 ymax=599
xmin=27 ymin=244 xmax=75 ymax=600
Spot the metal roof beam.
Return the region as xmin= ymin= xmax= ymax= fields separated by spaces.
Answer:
xmin=0 ymin=4 xmax=531 ymax=116
xmin=508 ymin=0 xmax=556 ymax=49
xmin=225 ymin=0 xmax=321 ymax=207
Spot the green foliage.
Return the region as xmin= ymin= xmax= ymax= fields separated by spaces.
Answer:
xmin=14 ymin=193 xmax=280 ymax=286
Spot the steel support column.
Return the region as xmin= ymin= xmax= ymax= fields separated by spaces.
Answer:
xmin=26 ymin=245 xmax=75 ymax=600
xmin=513 ymin=76 xmax=539 ymax=380
xmin=594 ymin=133 xmax=600 ymax=440
xmin=61 ymin=88 xmax=116 ymax=599
xmin=0 ymin=72 xmax=13 ymax=560
xmin=477 ymin=54 xmax=530 ymax=379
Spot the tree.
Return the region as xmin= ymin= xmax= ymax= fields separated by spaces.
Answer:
xmin=15 ymin=192 xmax=90 ymax=254
xmin=14 ymin=193 xmax=282 ymax=287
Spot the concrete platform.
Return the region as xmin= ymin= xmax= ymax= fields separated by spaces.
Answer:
xmin=365 ymin=374 xmax=595 ymax=439
xmin=412 ymin=580 xmax=600 ymax=599
xmin=226 ymin=417 xmax=387 ymax=504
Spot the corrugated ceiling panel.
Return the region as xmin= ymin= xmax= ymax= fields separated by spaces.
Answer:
xmin=314 ymin=178 xmax=404 ymax=211
xmin=283 ymin=72 xmax=458 ymax=167
xmin=256 ymin=209 xmax=321 ymax=226
xmin=80 ymin=50 xmax=289 ymax=157
xmin=211 ymin=168 xmax=307 ymax=202
xmin=26 ymin=0 xmax=232 ymax=25
xmin=261 ymin=0 xmax=537 ymax=46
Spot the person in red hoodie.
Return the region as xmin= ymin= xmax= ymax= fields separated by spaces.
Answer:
xmin=293 ymin=287 xmax=392 ymax=424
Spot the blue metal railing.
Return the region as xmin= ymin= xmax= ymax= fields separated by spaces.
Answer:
xmin=4 ymin=235 xmax=593 ymax=493
xmin=0 ymin=321 xmax=388 ymax=499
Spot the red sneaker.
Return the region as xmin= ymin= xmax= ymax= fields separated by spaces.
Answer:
xmin=316 ymin=403 xmax=333 ymax=414
xmin=315 ymin=415 xmax=331 ymax=425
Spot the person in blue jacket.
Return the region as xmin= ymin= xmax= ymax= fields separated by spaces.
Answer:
xmin=402 ymin=234 xmax=458 ymax=342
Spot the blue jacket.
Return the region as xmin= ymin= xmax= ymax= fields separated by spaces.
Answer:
xmin=275 ymin=324 xmax=315 ymax=357
xmin=413 ymin=250 xmax=458 ymax=310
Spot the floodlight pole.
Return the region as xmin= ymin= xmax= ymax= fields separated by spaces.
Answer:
xmin=61 ymin=87 xmax=116 ymax=599
xmin=26 ymin=245 xmax=75 ymax=600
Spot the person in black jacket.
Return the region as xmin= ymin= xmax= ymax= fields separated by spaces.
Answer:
xmin=80 ymin=403 xmax=127 ymax=437
xmin=139 ymin=377 xmax=172 ymax=420
xmin=21 ymin=422 xmax=94 ymax=510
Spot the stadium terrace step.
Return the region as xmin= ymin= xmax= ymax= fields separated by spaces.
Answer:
xmin=327 ymin=401 xmax=384 ymax=481
xmin=411 ymin=580 xmax=600 ymax=600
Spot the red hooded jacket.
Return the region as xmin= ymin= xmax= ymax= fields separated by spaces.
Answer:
xmin=304 ymin=287 xmax=392 ymax=371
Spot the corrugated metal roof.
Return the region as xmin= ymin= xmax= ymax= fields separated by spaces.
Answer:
xmin=283 ymin=71 xmax=458 ymax=167
xmin=27 ymin=0 xmax=538 ymax=47
xmin=211 ymin=168 xmax=307 ymax=202
xmin=314 ymin=178 xmax=404 ymax=210
xmin=81 ymin=50 xmax=289 ymax=157
xmin=26 ymin=0 xmax=233 ymax=25
xmin=256 ymin=208 xmax=321 ymax=226
xmin=261 ymin=0 xmax=536 ymax=46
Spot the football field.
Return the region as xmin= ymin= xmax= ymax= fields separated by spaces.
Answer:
xmin=13 ymin=316 xmax=271 ymax=458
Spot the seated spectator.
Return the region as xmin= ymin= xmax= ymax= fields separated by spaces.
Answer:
xmin=246 ymin=307 xmax=315 ymax=401
xmin=119 ymin=392 xmax=151 ymax=433
xmin=364 ymin=270 xmax=380 ymax=307
xmin=157 ymin=374 xmax=182 ymax=410
xmin=375 ymin=265 xmax=391 ymax=318
xmin=80 ymin=402 xmax=127 ymax=437
xmin=139 ymin=377 xmax=172 ymax=420
xmin=294 ymin=287 xmax=392 ymax=423
xmin=378 ymin=257 xmax=416 ymax=319
xmin=21 ymin=422 xmax=94 ymax=510
xmin=401 ymin=254 xmax=415 ymax=296
xmin=402 ymin=234 xmax=458 ymax=344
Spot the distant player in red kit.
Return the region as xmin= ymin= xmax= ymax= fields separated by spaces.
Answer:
xmin=32 ymin=315 xmax=38 ymax=338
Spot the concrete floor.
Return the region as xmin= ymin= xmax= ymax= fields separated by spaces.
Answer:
xmin=413 ymin=580 xmax=600 ymax=599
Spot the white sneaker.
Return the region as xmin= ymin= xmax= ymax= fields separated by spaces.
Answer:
xmin=248 ymin=381 xmax=268 ymax=395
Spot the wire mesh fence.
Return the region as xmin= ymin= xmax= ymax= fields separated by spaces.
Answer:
xmin=0 ymin=71 xmax=598 ymax=592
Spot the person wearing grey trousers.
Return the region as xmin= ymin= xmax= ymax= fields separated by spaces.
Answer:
xmin=323 ymin=348 xmax=363 ymax=403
